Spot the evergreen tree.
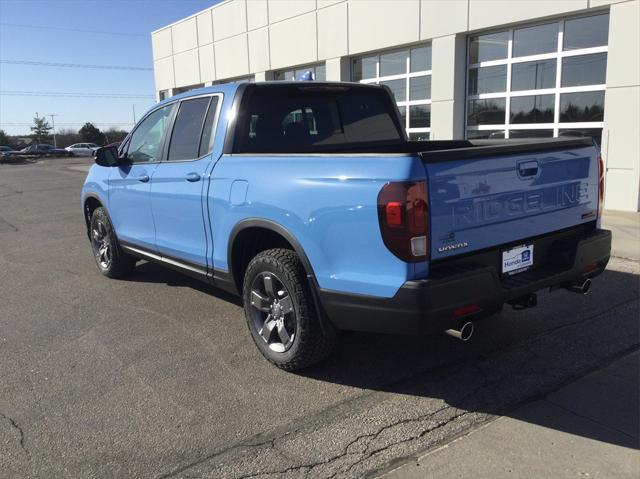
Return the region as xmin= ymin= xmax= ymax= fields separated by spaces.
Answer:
xmin=79 ymin=123 xmax=106 ymax=145
xmin=30 ymin=115 xmax=52 ymax=144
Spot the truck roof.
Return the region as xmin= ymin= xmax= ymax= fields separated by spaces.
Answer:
xmin=156 ymin=81 xmax=382 ymax=107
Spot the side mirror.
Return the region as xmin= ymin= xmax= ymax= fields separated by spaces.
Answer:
xmin=94 ymin=146 xmax=121 ymax=167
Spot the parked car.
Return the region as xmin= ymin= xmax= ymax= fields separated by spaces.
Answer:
xmin=81 ymin=82 xmax=611 ymax=370
xmin=65 ymin=143 xmax=100 ymax=157
xmin=6 ymin=144 xmax=72 ymax=157
xmin=0 ymin=145 xmax=18 ymax=161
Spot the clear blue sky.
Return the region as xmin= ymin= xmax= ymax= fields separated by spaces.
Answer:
xmin=0 ymin=0 xmax=219 ymax=135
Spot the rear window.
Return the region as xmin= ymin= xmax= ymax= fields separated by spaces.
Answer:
xmin=168 ymin=97 xmax=211 ymax=161
xmin=232 ymin=84 xmax=404 ymax=153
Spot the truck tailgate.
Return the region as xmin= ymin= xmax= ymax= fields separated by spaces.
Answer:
xmin=423 ymin=141 xmax=599 ymax=261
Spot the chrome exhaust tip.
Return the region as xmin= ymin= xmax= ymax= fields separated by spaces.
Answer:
xmin=445 ymin=321 xmax=474 ymax=341
xmin=567 ymin=278 xmax=592 ymax=295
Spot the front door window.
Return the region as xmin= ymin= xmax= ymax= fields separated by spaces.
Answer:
xmin=126 ymin=105 xmax=174 ymax=163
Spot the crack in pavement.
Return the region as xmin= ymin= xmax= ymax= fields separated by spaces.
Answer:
xmin=0 ymin=215 xmax=18 ymax=233
xmin=236 ymin=406 xmax=455 ymax=479
xmin=324 ymin=410 xmax=474 ymax=479
xmin=197 ymin=355 xmax=534 ymax=479
xmin=0 ymin=412 xmax=26 ymax=452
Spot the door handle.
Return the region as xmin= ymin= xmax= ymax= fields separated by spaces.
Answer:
xmin=185 ymin=172 xmax=201 ymax=182
xmin=137 ymin=175 xmax=150 ymax=183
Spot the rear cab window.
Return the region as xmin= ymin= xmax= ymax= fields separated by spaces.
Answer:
xmin=167 ymin=97 xmax=209 ymax=161
xmin=232 ymin=84 xmax=405 ymax=153
xmin=167 ymin=95 xmax=221 ymax=161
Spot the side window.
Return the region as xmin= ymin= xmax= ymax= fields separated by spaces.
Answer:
xmin=167 ymin=97 xmax=211 ymax=161
xmin=126 ymin=104 xmax=174 ymax=163
xmin=198 ymin=97 xmax=220 ymax=156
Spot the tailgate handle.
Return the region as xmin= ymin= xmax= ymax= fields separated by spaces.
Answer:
xmin=518 ymin=160 xmax=539 ymax=179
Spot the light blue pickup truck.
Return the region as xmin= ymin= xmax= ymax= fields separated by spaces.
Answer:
xmin=81 ymin=82 xmax=611 ymax=370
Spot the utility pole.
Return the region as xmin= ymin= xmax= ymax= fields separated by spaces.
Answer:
xmin=132 ymin=104 xmax=136 ymax=124
xmin=48 ymin=114 xmax=59 ymax=147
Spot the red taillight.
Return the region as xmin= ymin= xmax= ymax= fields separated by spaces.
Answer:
xmin=377 ymin=181 xmax=429 ymax=262
xmin=597 ymin=155 xmax=605 ymax=218
xmin=385 ymin=202 xmax=403 ymax=227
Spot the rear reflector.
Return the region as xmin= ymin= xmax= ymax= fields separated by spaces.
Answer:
xmin=582 ymin=262 xmax=599 ymax=274
xmin=453 ymin=304 xmax=481 ymax=319
xmin=377 ymin=181 xmax=429 ymax=262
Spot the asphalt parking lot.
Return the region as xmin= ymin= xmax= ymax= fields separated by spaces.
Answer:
xmin=1 ymin=157 xmax=638 ymax=479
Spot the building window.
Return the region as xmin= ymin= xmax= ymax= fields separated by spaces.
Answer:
xmin=352 ymin=44 xmax=432 ymax=140
xmin=274 ymin=63 xmax=326 ymax=81
xmin=158 ymin=90 xmax=169 ymax=101
xmin=466 ymin=13 xmax=608 ymax=144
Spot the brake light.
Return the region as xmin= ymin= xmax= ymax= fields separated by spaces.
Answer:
xmin=377 ymin=181 xmax=429 ymax=262
xmin=385 ymin=202 xmax=403 ymax=227
xmin=597 ymin=154 xmax=605 ymax=218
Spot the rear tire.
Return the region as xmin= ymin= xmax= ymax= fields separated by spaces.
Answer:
xmin=242 ymin=248 xmax=336 ymax=371
xmin=89 ymin=207 xmax=136 ymax=279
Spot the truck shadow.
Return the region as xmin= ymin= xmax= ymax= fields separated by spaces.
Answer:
xmin=300 ymin=266 xmax=640 ymax=451
xmin=127 ymin=261 xmax=243 ymax=307
xmin=126 ymin=261 xmax=639 ymax=451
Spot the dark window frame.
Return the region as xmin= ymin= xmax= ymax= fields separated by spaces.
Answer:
xmin=163 ymin=93 xmax=224 ymax=163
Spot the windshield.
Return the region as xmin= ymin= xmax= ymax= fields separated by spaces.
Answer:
xmin=232 ymin=84 xmax=405 ymax=153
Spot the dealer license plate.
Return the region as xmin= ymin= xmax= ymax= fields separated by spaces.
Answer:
xmin=502 ymin=244 xmax=534 ymax=275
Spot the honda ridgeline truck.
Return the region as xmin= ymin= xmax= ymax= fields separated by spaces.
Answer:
xmin=81 ymin=82 xmax=611 ymax=370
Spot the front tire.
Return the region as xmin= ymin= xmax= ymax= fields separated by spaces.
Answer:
xmin=89 ymin=207 xmax=136 ymax=278
xmin=243 ymin=248 xmax=336 ymax=371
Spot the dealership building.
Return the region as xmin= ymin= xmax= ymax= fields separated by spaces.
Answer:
xmin=151 ymin=0 xmax=639 ymax=211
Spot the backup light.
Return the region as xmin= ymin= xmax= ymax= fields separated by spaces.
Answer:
xmin=411 ymin=236 xmax=427 ymax=256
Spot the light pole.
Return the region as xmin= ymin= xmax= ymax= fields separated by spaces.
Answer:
xmin=48 ymin=114 xmax=59 ymax=148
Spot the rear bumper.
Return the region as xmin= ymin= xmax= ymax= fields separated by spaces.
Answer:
xmin=318 ymin=227 xmax=611 ymax=335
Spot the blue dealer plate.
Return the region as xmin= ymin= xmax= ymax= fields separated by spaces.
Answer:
xmin=502 ymin=244 xmax=534 ymax=275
